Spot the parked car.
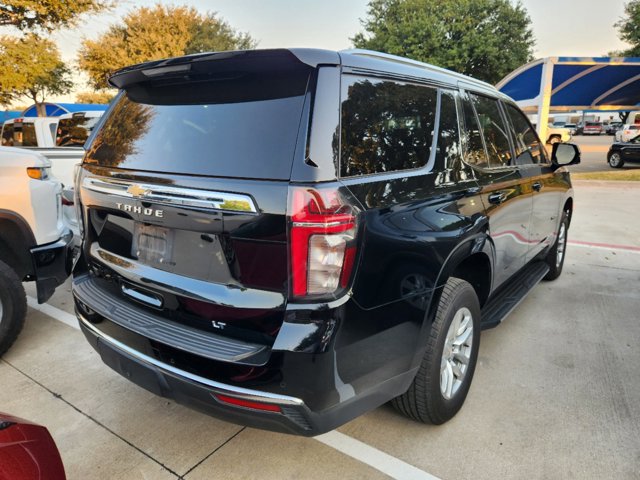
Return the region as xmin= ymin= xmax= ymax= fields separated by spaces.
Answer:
xmin=1 ymin=117 xmax=58 ymax=148
xmin=0 ymin=147 xmax=73 ymax=356
xmin=72 ymin=48 xmax=580 ymax=436
xmin=606 ymin=122 xmax=623 ymax=135
xmin=583 ymin=122 xmax=604 ymax=135
xmin=564 ymin=123 xmax=577 ymax=135
xmin=607 ymin=136 xmax=640 ymax=168
xmin=614 ymin=124 xmax=640 ymax=142
xmin=0 ymin=413 xmax=66 ymax=480
xmin=546 ymin=125 xmax=572 ymax=144
xmin=56 ymin=111 xmax=104 ymax=147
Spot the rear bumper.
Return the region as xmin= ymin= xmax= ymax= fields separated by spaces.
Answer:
xmin=78 ymin=312 xmax=406 ymax=436
xmin=73 ymin=275 xmax=420 ymax=435
xmin=30 ymin=230 xmax=74 ymax=303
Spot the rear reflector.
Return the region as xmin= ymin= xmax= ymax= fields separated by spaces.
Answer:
xmin=214 ymin=394 xmax=282 ymax=413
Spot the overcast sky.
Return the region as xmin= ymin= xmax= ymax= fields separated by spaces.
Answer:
xmin=50 ymin=0 xmax=630 ymax=101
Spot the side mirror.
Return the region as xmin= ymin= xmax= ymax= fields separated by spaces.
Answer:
xmin=551 ymin=143 xmax=581 ymax=167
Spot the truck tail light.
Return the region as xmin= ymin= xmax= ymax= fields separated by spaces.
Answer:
xmin=289 ymin=187 xmax=358 ymax=298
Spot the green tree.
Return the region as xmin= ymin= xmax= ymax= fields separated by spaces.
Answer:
xmin=0 ymin=0 xmax=109 ymax=31
xmin=612 ymin=1 xmax=640 ymax=56
xmin=352 ymin=0 xmax=535 ymax=84
xmin=76 ymin=91 xmax=114 ymax=104
xmin=0 ymin=34 xmax=72 ymax=116
xmin=78 ymin=4 xmax=257 ymax=90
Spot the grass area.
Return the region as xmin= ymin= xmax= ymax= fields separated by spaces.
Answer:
xmin=572 ymin=169 xmax=640 ymax=181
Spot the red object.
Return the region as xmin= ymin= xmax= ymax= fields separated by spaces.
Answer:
xmin=0 ymin=413 xmax=66 ymax=480
xmin=213 ymin=394 xmax=282 ymax=413
xmin=289 ymin=187 xmax=357 ymax=297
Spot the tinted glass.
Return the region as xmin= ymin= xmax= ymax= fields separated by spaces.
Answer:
xmin=470 ymin=94 xmax=512 ymax=168
xmin=85 ymin=71 xmax=310 ymax=179
xmin=340 ymin=76 xmax=437 ymax=177
xmin=57 ymin=116 xmax=101 ymax=146
xmin=1 ymin=123 xmax=37 ymax=147
xmin=435 ymin=90 xmax=462 ymax=170
xmin=22 ymin=124 xmax=37 ymax=146
xmin=1 ymin=124 xmax=13 ymax=146
xmin=460 ymin=96 xmax=488 ymax=167
xmin=505 ymin=103 xmax=547 ymax=165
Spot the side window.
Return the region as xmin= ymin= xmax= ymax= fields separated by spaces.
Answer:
xmin=505 ymin=103 xmax=547 ymax=165
xmin=469 ymin=94 xmax=512 ymax=168
xmin=49 ymin=123 xmax=57 ymax=143
xmin=460 ymin=95 xmax=488 ymax=167
xmin=340 ymin=76 xmax=437 ymax=177
xmin=435 ymin=90 xmax=462 ymax=170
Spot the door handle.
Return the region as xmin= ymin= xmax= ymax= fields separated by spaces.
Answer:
xmin=488 ymin=192 xmax=507 ymax=205
xmin=532 ymin=182 xmax=542 ymax=192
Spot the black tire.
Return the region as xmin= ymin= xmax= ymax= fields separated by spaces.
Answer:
xmin=544 ymin=211 xmax=569 ymax=281
xmin=608 ymin=152 xmax=624 ymax=168
xmin=547 ymin=135 xmax=561 ymax=145
xmin=0 ymin=260 xmax=27 ymax=357
xmin=391 ymin=277 xmax=480 ymax=424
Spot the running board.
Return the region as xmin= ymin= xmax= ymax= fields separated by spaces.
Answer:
xmin=480 ymin=261 xmax=549 ymax=330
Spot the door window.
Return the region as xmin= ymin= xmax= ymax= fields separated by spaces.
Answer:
xmin=505 ymin=103 xmax=547 ymax=165
xmin=469 ymin=94 xmax=512 ymax=168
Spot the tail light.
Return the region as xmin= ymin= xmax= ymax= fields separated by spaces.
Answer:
xmin=289 ymin=186 xmax=358 ymax=298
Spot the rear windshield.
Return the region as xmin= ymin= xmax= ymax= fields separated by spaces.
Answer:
xmin=1 ymin=122 xmax=37 ymax=147
xmin=57 ymin=116 xmax=101 ymax=146
xmin=85 ymin=71 xmax=310 ymax=179
xmin=585 ymin=122 xmax=601 ymax=126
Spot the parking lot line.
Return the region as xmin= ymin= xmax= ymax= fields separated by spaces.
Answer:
xmin=26 ymin=296 xmax=80 ymax=330
xmin=315 ymin=431 xmax=441 ymax=480
xmin=569 ymin=239 xmax=640 ymax=253
xmin=27 ymin=296 xmax=440 ymax=480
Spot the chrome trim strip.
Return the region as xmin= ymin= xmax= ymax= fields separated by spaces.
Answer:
xmin=90 ymin=243 xmax=285 ymax=309
xmin=78 ymin=313 xmax=304 ymax=406
xmin=121 ymin=284 xmax=163 ymax=308
xmin=292 ymin=221 xmax=349 ymax=228
xmin=82 ymin=177 xmax=258 ymax=214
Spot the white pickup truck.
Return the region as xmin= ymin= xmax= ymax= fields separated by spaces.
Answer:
xmin=2 ymin=112 xmax=104 ymax=240
xmin=0 ymin=147 xmax=73 ymax=356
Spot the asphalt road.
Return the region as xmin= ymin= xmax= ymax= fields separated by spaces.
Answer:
xmin=567 ymin=134 xmax=640 ymax=173
xmin=1 ymin=181 xmax=639 ymax=480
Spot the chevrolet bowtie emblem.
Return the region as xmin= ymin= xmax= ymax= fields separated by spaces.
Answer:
xmin=127 ymin=184 xmax=150 ymax=198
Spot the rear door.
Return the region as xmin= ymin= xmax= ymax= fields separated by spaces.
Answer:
xmin=503 ymin=102 xmax=560 ymax=261
xmin=460 ymin=92 xmax=532 ymax=288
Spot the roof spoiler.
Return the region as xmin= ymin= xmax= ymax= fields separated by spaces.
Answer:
xmin=108 ymin=49 xmax=340 ymax=90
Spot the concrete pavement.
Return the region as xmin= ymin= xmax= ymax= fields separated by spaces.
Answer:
xmin=1 ymin=180 xmax=638 ymax=479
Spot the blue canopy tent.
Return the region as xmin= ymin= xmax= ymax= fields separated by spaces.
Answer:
xmin=496 ymin=57 xmax=640 ymax=141
xmin=21 ymin=102 xmax=108 ymax=117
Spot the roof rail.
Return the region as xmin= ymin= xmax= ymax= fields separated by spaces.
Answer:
xmin=340 ymin=49 xmax=495 ymax=90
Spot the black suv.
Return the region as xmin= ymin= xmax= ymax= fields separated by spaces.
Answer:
xmin=72 ymin=49 xmax=580 ymax=436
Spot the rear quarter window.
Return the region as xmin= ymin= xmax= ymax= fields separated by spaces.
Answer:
xmin=340 ymin=76 xmax=437 ymax=177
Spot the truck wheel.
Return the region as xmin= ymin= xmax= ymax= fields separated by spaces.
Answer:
xmin=0 ymin=260 xmax=27 ymax=357
xmin=544 ymin=212 xmax=569 ymax=281
xmin=547 ymin=135 xmax=560 ymax=145
xmin=608 ymin=152 xmax=624 ymax=168
xmin=391 ymin=277 xmax=480 ymax=424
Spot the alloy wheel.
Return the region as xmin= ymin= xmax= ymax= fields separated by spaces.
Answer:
xmin=440 ymin=307 xmax=474 ymax=400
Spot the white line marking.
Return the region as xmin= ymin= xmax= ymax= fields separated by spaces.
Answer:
xmin=26 ymin=296 xmax=80 ymax=331
xmin=30 ymin=296 xmax=441 ymax=480
xmin=315 ymin=430 xmax=441 ymax=480
xmin=569 ymin=242 xmax=640 ymax=254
